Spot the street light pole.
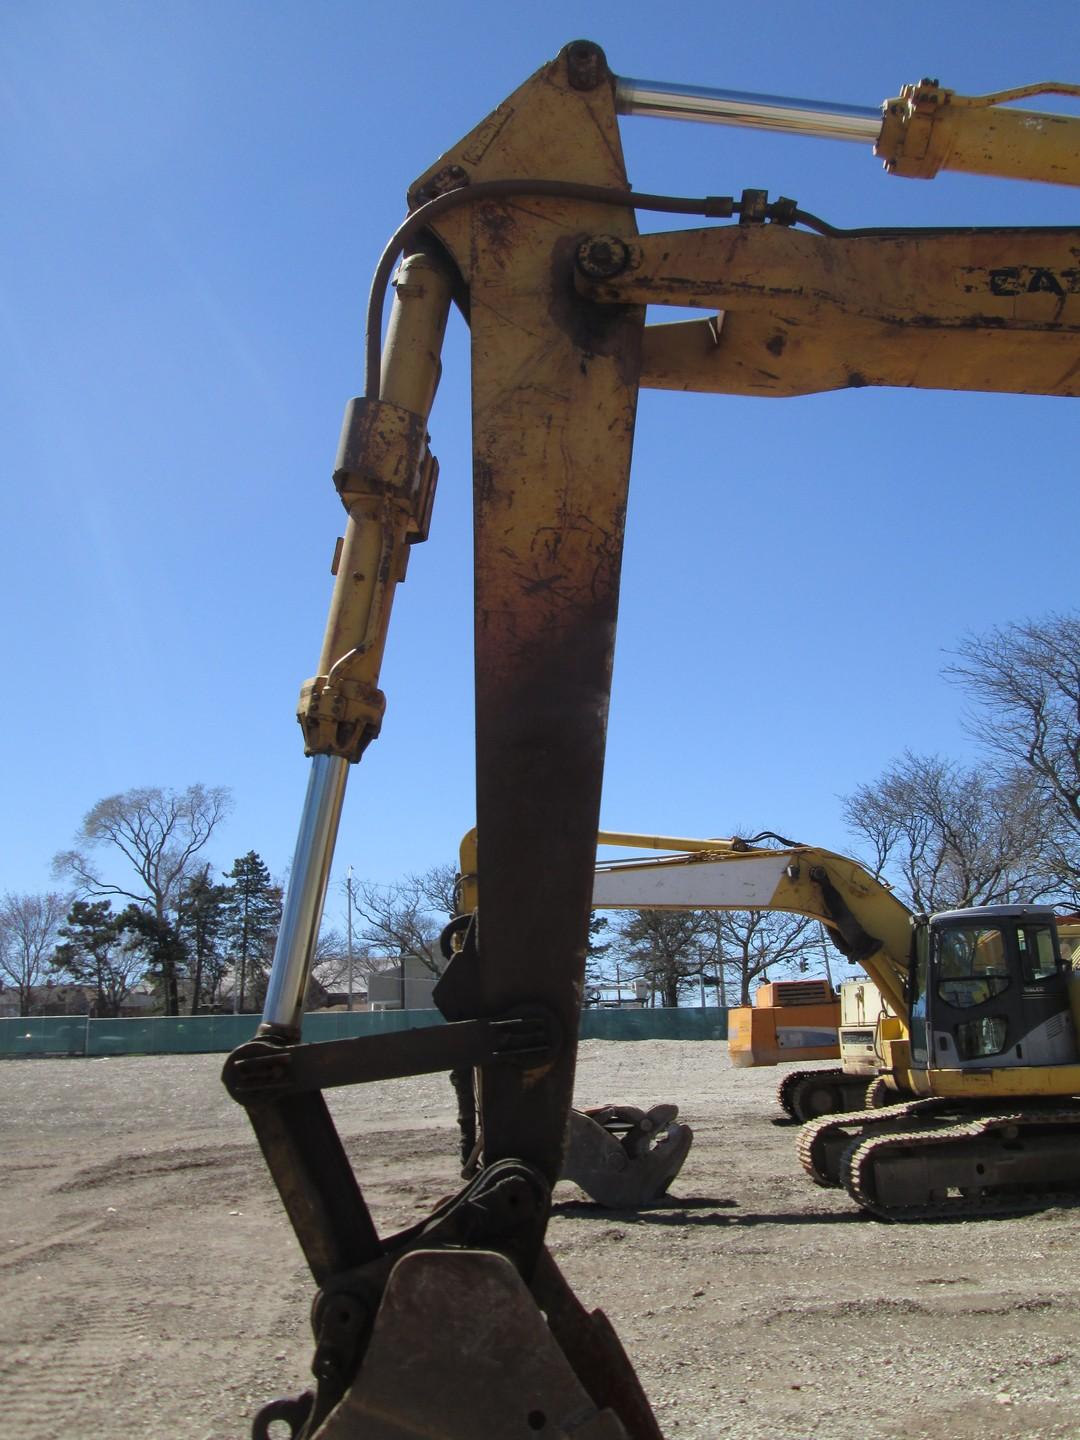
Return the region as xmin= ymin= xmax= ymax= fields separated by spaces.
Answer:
xmin=346 ymin=866 xmax=354 ymax=1012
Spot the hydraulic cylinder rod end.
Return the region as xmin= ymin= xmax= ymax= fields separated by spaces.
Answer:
xmin=260 ymin=753 xmax=350 ymax=1035
xmin=564 ymin=39 xmax=609 ymax=91
xmin=876 ymin=82 xmax=1080 ymax=185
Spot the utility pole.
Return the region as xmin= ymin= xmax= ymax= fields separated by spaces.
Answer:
xmin=709 ymin=918 xmax=726 ymax=1006
xmin=346 ymin=866 xmax=354 ymax=1012
xmin=818 ymin=923 xmax=834 ymax=991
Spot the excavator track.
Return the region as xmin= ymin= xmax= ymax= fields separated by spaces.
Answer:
xmin=776 ymin=1068 xmax=870 ymax=1121
xmin=842 ymin=1104 xmax=1080 ymax=1221
xmin=797 ymin=1096 xmax=954 ymax=1187
xmin=777 ymin=1068 xmax=834 ymax=1117
xmin=863 ymin=1075 xmax=908 ymax=1109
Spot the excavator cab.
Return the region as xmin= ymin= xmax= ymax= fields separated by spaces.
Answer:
xmin=802 ymin=907 xmax=1080 ymax=1218
xmin=910 ymin=907 xmax=1077 ymax=1070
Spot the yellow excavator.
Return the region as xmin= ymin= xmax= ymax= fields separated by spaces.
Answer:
xmin=222 ymin=42 xmax=1080 ymax=1439
xmin=455 ymin=825 xmax=892 ymax=1125
xmin=460 ymin=827 xmax=1080 ymax=1206
xmin=581 ymin=833 xmax=1080 ymax=1219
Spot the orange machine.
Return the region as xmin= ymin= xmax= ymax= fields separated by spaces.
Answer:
xmin=728 ymin=978 xmax=839 ymax=1067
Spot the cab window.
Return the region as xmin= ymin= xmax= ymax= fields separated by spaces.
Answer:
xmin=1019 ymin=925 xmax=1061 ymax=983
xmin=909 ymin=924 xmax=929 ymax=1064
xmin=954 ymin=1015 xmax=1009 ymax=1059
xmin=935 ymin=925 xmax=1011 ymax=1009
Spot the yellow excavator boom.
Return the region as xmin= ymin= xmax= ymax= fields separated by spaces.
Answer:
xmin=225 ymin=39 xmax=1080 ymax=1434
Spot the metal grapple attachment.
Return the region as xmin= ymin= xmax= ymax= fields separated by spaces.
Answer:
xmin=562 ymin=1104 xmax=694 ymax=1208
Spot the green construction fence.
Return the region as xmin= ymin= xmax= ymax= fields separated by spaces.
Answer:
xmin=0 ymin=1006 xmax=727 ymax=1058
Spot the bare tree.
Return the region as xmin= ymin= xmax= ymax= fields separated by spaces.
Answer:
xmin=308 ymin=924 xmax=383 ymax=996
xmin=842 ymin=752 xmax=1052 ymax=911
xmin=348 ymin=864 xmax=458 ymax=978
xmin=54 ymin=785 xmax=231 ymax=1013
xmin=55 ymin=785 xmax=232 ymax=918
xmin=610 ymin=909 xmax=713 ymax=1008
xmin=0 ymin=892 xmax=70 ymax=1016
xmin=945 ymin=612 xmax=1080 ymax=901
xmin=706 ymin=909 xmax=819 ymax=1006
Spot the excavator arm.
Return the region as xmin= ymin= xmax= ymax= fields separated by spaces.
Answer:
xmin=223 ymin=39 xmax=1079 ymax=1438
xmin=590 ymin=839 xmax=911 ymax=1018
xmin=457 ymin=826 xmax=911 ymax=1111
xmin=457 ymin=826 xmax=912 ymax=1015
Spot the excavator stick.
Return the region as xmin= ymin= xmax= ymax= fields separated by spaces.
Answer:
xmin=224 ymin=42 xmax=663 ymax=1440
xmin=421 ymin=43 xmax=644 ymax=1183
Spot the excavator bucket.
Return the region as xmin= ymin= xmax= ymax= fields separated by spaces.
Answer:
xmin=304 ymin=1250 xmax=640 ymax=1439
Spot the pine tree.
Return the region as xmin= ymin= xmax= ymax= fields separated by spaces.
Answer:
xmin=176 ymin=868 xmax=230 ymax=1014
xmin=119 ymin=906 xmax=188 ymax=1014
xmin=222 ymin=852 xmax=282 ymax=1012
xmin=52 ymin=898 xmax=136 ymax=1013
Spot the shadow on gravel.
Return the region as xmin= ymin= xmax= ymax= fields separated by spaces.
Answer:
xmin=551 ymin=1197 xmax=866 ymax=1226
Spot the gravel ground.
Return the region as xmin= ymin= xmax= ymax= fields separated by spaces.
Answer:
xmin=2 ymin=1040 xmax=1079 ymax=1438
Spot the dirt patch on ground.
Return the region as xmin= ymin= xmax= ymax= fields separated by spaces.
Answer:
xmin=2 ymin=1041 xmax=1079 ymax=1438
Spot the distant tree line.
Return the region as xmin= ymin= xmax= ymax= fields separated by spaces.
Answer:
xmin=2 ymin=612 xmax=1077 ymax=1016
xmin=846 ymin=611 xmax=1080 ymax=911
xmin=0 ymin=786 xmax=288 ymax=1017
xmin=46 ymin=851 xmax=283 ymax=1017
xmin=0 ymin=780 xmax=437 ymax=1019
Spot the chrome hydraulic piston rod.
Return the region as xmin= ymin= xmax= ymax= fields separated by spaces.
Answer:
xmin=260 ymin=752 xmax=349 ymax=1034
xmin=615 ymin=75 xmax=882 ymax=142
xmin=260 ymin=248 xmax=453 ymax=1038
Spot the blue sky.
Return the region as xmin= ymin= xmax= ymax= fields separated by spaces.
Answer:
xmin=3 ymin=1 xmax=1078 ymax=935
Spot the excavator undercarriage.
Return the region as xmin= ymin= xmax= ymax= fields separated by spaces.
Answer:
xmin=799 ymin=1098 xmax=1080 ymax=1221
